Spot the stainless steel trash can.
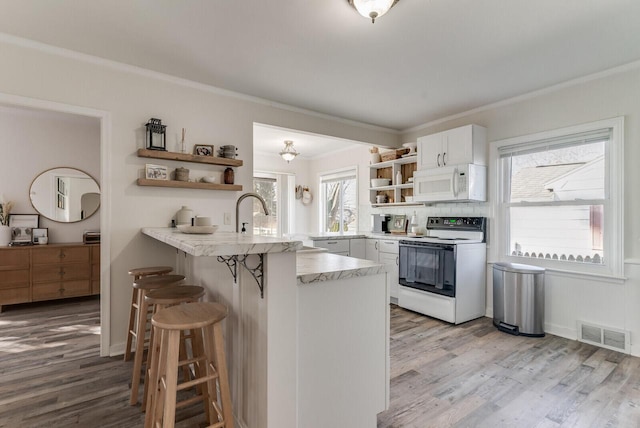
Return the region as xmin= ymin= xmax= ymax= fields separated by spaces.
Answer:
xmin=493 ymin=262 xmax=545 ymax=337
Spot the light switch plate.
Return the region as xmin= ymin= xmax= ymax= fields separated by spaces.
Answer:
xmin=224 ymin=212 xmax=231 ymax=225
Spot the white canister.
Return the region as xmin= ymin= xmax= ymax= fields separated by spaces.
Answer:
xmin=175 ymin=206 xmax=194 ymax=226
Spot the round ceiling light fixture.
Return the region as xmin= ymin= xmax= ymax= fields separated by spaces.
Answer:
xmin=279 ymin=140 xmax=299 ymax=163
xmin=348 ymin=0 xmax=399 ymax=23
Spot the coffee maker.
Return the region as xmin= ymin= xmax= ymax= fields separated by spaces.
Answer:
xmin=371 ymin=214 xmax=391 ymax=233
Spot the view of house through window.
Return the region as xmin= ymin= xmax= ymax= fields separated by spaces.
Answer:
xmin=320 ymin=168 xmax=358 ymax=234
xmin=253 ymin=176 xmax=278 ymax=236
xmin=500 ymin=129 xmax=609 ymax=265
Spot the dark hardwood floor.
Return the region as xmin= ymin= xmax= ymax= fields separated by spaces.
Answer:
xmin=1 ymin=298 xmax=639 ymax=427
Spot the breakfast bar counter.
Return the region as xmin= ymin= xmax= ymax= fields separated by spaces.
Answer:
xmin=141 ymin=228 xmax=389 ymax=428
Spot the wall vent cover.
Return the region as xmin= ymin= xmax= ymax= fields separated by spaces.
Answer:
xmin=577 ymin=321 xmax=630 ymax=354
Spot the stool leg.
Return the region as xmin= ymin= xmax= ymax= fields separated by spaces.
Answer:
xmin=162 ymin=329 xmax=181 ymax=428
xmin=150 ymin=328 xmax=169 ymax=428
xmin=142 ymin=303 xmax=163 ymax=410
xmin=192 ymin=327 xmax=212 ymax=423
xmin=130 ymin=289 xmax=149 ymax=405
xmin=124 ymin=284 xmax=139 ymax=361
xmin=144 ymin=325 xmax=161 ymax=427
xmin=208 ymin=323 xmax=234 ymax=428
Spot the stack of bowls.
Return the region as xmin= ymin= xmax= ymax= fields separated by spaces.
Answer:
xmin=219 ymin=145 xmax=237 ymax=158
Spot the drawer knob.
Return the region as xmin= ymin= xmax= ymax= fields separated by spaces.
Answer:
xmin=59 ymin=251 xmax=66 ymax=259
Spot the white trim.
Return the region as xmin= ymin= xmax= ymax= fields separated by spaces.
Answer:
xmin=0 ymin=91 xmax=112 ymax=357
xmin=403 ymin=60 xmax=640 ymax=134
xmin=0 ymin=32 xmax=398 ymax=135
xmin=490 ymin=117 xmax=624 ymax=279
xmin=624 ymin=259 xmax=640 ymax=266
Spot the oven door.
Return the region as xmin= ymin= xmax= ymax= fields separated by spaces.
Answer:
xmin=399 ymin=242 xmax=456 ymax=297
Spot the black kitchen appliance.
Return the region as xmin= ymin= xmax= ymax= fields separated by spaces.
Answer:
xmin=371 ymin=214 xmax=391 ymax=233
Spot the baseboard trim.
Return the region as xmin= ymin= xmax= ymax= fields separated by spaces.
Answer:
xmin=109 ymin=342 xmax=126 ymax=357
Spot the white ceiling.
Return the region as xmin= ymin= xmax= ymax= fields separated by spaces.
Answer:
xmin=1 ymin=1 xmax=640 ymax=131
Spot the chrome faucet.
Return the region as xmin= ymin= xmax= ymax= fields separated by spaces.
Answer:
xmin=236 ymin=192 xmax=270 ymax=233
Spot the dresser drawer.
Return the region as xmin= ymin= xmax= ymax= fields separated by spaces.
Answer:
xmin=91 ymin=246 xmax=100 ymax=263
xmin=0 ymin=269 xmax=29 ymax=287
xmin=32 ymin=246 xmax=90 ymax=265
xmin=32 ymin=280 xmax=91 ymax=301
xmin=32 ymin=264 xmax=91 ymax=283
xmin=0 ymin=286 xmax=30 ymax=305
xmin=0 ymin=248 xmax=29 ymax=269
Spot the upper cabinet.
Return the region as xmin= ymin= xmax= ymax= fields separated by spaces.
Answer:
xmin=417 ymin=124 xmax=487 ymax=170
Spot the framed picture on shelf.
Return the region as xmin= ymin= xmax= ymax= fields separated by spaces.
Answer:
xmin=145 ymin=164 xmax=169 ymax=180
xmin=32 ymin=228 xmax=48 ymax=244
xmin=9 ymin=214 xmax=39 ymax=243
xmin=193 ymin=144 xmax=214 ymax=157
xmin=57 ymin=193 xmax=65 ymax=209
xmin=57 ymin=177 xmax=66 ymax=195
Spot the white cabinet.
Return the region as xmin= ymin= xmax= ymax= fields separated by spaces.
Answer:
xmin=417 ymin=124 xmax=487 ymax=170
xmin=365 ymin=239 xmax=379 ymax=262
xmin=369 ymin=156 xmax=420 ymax=206
xmin=349 ymin=238 xmax=366 ymax=259
xmin=377 ymin=239 xmax=399 ymax=302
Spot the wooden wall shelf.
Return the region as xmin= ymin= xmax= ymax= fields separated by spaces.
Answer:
xmin=137 ymin=178 xmax=243 ymax=191
xmin=137 ymin=148 xmax=243 ymax=167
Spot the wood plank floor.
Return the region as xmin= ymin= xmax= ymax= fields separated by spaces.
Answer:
xmin=1 ymin=298 xmax=639 ymax=427
xmin=378 ymin=305 xmax=640 ymax=428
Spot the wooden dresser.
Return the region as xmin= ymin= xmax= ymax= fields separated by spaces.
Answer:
xmin=0 ymin=243 xmax=100 ymax=311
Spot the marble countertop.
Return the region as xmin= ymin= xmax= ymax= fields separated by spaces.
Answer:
xmin=142 ymin=228 xmax=302 ymax=256
xmin=296 ymin=252 xmax=386 ymax=284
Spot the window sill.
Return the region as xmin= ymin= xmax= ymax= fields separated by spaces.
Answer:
xmin=487 ymin=260 xmax=625 ymax=284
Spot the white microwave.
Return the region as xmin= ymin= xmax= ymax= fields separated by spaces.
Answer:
xmin=413 ymin=164 xmax=486 ymax=203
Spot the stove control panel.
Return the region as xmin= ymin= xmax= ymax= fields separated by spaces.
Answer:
xmin=427 ymin=217 xmax=486 ymax=231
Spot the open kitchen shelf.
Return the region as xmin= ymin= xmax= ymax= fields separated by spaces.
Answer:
xmin=370 ymin=155 xmax=417 ymax=205
xmin=137 ymin=148 xmax=243 ymax=167
xmin=137 ymin=178 xmax=242 ymax=191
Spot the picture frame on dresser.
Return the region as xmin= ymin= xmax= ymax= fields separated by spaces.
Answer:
xmin=9 ymin=214 xmax=39 ymax=243
xmin=32 ymin=228 xmax=48 ymax=244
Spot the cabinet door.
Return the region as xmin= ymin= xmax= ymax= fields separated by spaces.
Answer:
xmin=365 ymin=239 xmax=379 ymax=262
xmin=417 ymin=133 xmax=443 ymax=170
xmin=443 ymin=125 xmax=473 ymax=166
xmin=349 ymin=238 xmax=366 ymax=259
xmin=379 ymin=252 xmax=399 ymax=301
xmin=312 ymin=239 xmax=350 ymax=254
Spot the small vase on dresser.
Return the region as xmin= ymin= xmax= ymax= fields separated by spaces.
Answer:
xmin=0 ymin=225 xmax=11 ymax=247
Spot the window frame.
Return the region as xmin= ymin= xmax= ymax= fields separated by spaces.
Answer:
xmin=318 ymin=166 xmax=359 ymax=235
xmin=490 ymin=117 xmax=624 ymax=278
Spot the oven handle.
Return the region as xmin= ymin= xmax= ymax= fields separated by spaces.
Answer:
xmin=399 ymin=243 xmax=455 ymax=251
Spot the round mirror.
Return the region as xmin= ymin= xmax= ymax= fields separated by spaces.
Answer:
xmin=30 ymin=167 xmax=100 ymax=223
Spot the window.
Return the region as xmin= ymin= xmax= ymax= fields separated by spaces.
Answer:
xmin=495 ymin=118 xmax=623 ymax=277
xmin=253 ymin=176 xmax=278 ymax=236
xmin=319 ymin=167 xmax=358 ymax=234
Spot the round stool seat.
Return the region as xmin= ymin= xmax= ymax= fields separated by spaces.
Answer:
xmin=153 ymin=302 xmax=228 ymax=331
xmin=128 ymin=266 xmax=173 ymax=277
xmin=145 ymin=285 xmax=205 ymax=306
xmin=133 ymin=274 xmax=185 ymax=290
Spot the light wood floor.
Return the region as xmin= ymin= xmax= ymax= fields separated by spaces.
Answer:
xmin=378 ymin=305 xmax=640 ymax=428
xmin=1 ymin=298 xmax=639 ymax=427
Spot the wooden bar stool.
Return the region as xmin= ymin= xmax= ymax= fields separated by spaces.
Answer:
xmin=142 ymin=285 xmax=206 ymax=410
xmin=146 ymin=302 xmax=233 ymax=428
xmin=130 ymin=274 xmax=186 ymax=406
xmin=125 ymin=266 xmax=174 ymax=362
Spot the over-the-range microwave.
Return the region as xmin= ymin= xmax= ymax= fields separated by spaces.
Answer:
xmin=413 ymin=163 xmax=486 ymax=203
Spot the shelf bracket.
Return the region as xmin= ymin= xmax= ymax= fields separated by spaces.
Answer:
xmin=216 ymin=253 xmax=265 ymax=298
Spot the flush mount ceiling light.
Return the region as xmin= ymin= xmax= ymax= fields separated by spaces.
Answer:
xmin=348 ymin=0 xmax=399 ymax=23
xmin=280 ymin=140 xmax=299 ymax=163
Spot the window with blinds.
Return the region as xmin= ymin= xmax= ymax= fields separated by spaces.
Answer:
xmin=496 ymin=121 xmax=623 ymax=274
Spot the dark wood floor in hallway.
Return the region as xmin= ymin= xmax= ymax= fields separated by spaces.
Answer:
xmin=378 ymin=305 xmax=640 ymax=428
xmin=1 ymin=298 xmax=639 ymax=427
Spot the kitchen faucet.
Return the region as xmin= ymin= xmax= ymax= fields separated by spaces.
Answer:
xmin=236 ymin=192 xmax=270 ymax=233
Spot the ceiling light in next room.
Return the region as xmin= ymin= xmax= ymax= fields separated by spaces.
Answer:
xmin=280 ymin=140 xmax=299 ymax=163
xmin=348 ymin=0 xmax=399 ymax=23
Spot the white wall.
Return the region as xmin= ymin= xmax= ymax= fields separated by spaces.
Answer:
xmin=0 ymin=38 xmax=398 ymax=353
xmin=402 ymin=66 xmax=640 ymax=355
xmin=0 ymin=106 xmax=100 ymax=242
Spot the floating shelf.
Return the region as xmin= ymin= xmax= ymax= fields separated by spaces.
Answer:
xmin=137 ymin=178 xmax=243 ymax=191
xmin=137 ymin=148 xmax=243 ymax=167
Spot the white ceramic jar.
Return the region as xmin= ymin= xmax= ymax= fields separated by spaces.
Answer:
xmin=175 ymin=206 xmax=193 ymax=226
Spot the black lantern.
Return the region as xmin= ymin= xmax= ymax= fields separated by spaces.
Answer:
xmin=145 ymin=118 xmax=167 ymax=151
